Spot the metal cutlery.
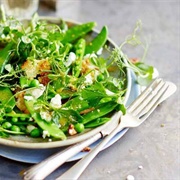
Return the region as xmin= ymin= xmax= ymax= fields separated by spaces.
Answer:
xmin=23 ymin=78 xmax=177 ymax=180
xmin=56 ymin=78 xmax=176 ymax=180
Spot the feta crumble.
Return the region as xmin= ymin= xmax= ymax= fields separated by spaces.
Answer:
xmin=42 ymin=130 xmax=50 ymax=139
xmin=84 ymin=53 xmax=97 ymax=59
xmin=65 ymin=52 xmax=76 ymax=67
xmin=26 ymin=125 xmax=36 ymax=133
xmin=50 ymin=94 xmax=62 ymax=108
xmin=24 ymin=95 xmax=34 ymax=101
xmin=31 ymin=84 xmax=46 ymax=99
xmin=40 ymin=110 xmax=52 ymax=122
xmin=5 ymin=64 xmax=13 ymax=72
xmin=138 ymin=165 xmax=143 ymax=169
xmin=85 ymin=74 xmax=93 ymax=85
xmin=126 ymin=175 xmax=135 ymax=180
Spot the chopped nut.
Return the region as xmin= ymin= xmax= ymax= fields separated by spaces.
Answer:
xmin=80 ymin=107 xmax=95 ymax=115
xmin=15 ymin=91 xmax=29 ymax=113
xmin=81 ymin=146 xmax=91 ymax=152
xmin=68 ymin=124 xmax=77 ymax=136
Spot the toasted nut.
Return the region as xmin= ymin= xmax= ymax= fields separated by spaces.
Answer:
xmin=68 ymin=124 xmax=77 ymax=136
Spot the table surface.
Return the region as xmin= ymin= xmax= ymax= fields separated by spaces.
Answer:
xmin=0 ymin=0 xmax=179 ymax=180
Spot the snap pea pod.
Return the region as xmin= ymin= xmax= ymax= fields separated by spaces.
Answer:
xmin=0 ymin=42 xmax=14 ymax=74
xmin=25 ymin=99 xmax=67 ymax=140
xmin=85 ymin=117 xmax=110 ymax=128
xmin=81 ymin=101 xmax=118 ymax=124
xmin=0 ymin=87 xmax=16 ymax=112
xmin=59 ymin=43 xmax=72 ymax=58
xmin=61 ymin=22 xmax=96 ymax=44
xmin=0 ymin=126 xmax=25 ymax=135
xmin=72 ymin=38 xmax=86 ymax=77
xmin=85 ymin=26 xmax=108 ymax=54
xmin=5 ymin=112 xmax=31 ymax=119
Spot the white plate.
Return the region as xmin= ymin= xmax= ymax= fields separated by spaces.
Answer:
xmin=0 ymin=71 xmax=140 ymax=163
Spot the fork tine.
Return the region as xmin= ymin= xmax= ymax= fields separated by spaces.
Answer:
xmin=136 ymin=81 xmax=169 ymax=118
xmin=139 ymin=83 xmax=169 ymax=121
xmin=131 ymin=80 xmax=165 ymax=116
xmin=127 ymin=78 xmax=162 ymax=113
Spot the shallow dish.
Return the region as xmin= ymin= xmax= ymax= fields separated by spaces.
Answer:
xmin=0 ymin=70 xmax=140 ymax=163
xmin=0 ymin=17 xmax=132 ymax=149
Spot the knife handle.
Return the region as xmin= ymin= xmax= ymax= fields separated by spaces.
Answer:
xmin=23 ymin=133 xmax=102 ymax=180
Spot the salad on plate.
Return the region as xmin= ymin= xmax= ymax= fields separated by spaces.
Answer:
xmin=0 ymin=6 xmax=154 ymax=142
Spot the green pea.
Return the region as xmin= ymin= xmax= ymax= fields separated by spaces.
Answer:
xmin=72 ymin=38 xmax=86 ymax=77
xmin=20 ymin=117 xmax=26 ymax=121
xmin=11 ymin=117 xmax=18 ymax=123
xmin=97 ymin=74 xmax=104 ymax=81
xmin=74 ymin=123 xmax=85 ymax=133
xmin=2 ymin=121 xmax=12 ymax=129
xmin=11 ymin=125 xmax=21 ymax=132
xmin=20 ymin=77 xmax=30 ymax=88
xmin=29 ymin=79 xmax=40 ymax=87
xmin=30 ymin=128 xmax=41 ymax=137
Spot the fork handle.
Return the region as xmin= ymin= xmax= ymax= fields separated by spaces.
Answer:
xmin=23 ymin=133 xmax=102 ymax=180
xmin=56 ymin=126 xmax=124 ymax=180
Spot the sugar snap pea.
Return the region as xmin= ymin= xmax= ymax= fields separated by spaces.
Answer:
xmin=5 ymin=112 xmax=31 ymax=119
xmin=72 ymin=38 xmax=86 ymax=77
xmin=0 ymin=42 xmax=14 ymax=73
xmin=85 ymin=117 xmax=110 ymax=128
xmin=82 ymin=101 xmax=118 ymax=124
xmin=0 ymin=87 xmax=16 ymax=112
xmin=61 ymin=22 xmax=96 ymax=44
xmin=25 ymin=99 xmax=67 ymax=140
xmin=85 ymin=26 xmax=108 ymax=54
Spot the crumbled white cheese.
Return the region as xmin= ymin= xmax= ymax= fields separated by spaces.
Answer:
xmin=65 ymin=52 xmax=76 ymax=67
xmin=31 ymin=84 xmax=46 ymax=99
xmin=42 ymin=130 xmax=50 ymax=139
xmin=126 ymin=175 xmax=135 ymax=180
xmin=96 ymin=47 xmax=103 ymax=55
xmin=84 ymin=53 xmax=97 ymax=59
xmin=5 ymin=64 xmax=13 ymax=72
xmin=50 ymin=94 xmax=62 ymax=108
xmin=85 ymin=74 xmax=93 ymax=85
xmin=138 ymin=165 xmax=143 ymax=169
xmin=24 ymin=95 xmax=34 ymax=101
xmin=26 ymin=125 xmax=36 ymax=133
xmin=40 ymin=110 xmax=52 ymax=122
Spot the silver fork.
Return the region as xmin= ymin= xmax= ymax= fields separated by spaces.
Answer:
xmin=23 ymin=78 xmax=176 ymax=180
xmin=56 ymin=78 xmax=176 ymax=180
